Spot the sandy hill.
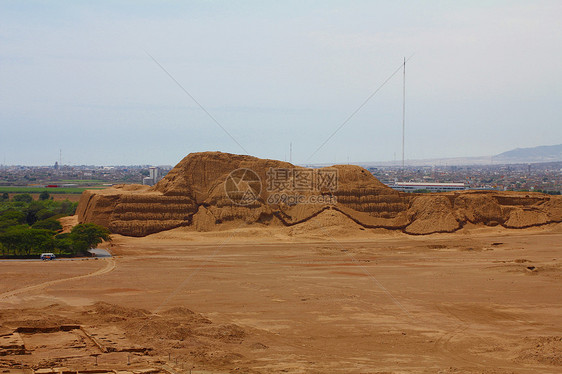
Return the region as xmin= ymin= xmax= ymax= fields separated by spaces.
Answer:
xmin=76 ymin=152 xmax=562 ymax=236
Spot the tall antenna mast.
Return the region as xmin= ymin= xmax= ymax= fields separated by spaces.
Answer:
xmin=59 ymin=149 xmax=62 ymax=166
xmin=290 ymin=142 xmax=292 ymax=164
xmin=402 ymin=57 xmax=406 ymax=169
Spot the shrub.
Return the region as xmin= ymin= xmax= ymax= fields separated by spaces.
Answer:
xmin=13 ymin=194 xmax=33 ymax=203
xmin=0 ymin=211 xmax=26 ymax=224
xmin=69 ymin=223 xmax=111 ymax=254
xmin=32 ymin=219 xmax=63 ymax=232
xmin=39 ymin=191 xmax=50 ymax=201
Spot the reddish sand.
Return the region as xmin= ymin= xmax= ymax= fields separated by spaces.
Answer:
xmin=1 ymin=222 xmax=561 ymax=373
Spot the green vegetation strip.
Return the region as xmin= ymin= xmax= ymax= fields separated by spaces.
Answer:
xmin=0 ymin=196 xmax=110 ymax=257
xmin=0 ymin=187 xmax=105 ymax=194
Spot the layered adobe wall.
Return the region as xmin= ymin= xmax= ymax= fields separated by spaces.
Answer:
xmin=77 ymin=152 xmax=562 ymax=236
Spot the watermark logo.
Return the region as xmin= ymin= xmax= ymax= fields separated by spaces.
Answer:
xmin=224 ymin=168 xmax=262 ymax=206
xmin=266 ymin=168 xmax=338 ymax=192
xmin=266 ymin=192 xmax=337 ymax=205
xmin=265 ymin=167 xmax=338 ymax=205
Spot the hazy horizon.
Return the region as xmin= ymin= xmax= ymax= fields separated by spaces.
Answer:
xmin=3 ymin=143 xmax=562 ymax=168
xmin=1 ymin=1 xmax=561 ymax=166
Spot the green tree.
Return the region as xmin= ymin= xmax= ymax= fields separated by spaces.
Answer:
xmin=0 ymin=227 xmax=55 ymax=256
xmin=27 ymin=229 xmax=55 ymax=254
xmin=39 ymin=191 xmax=50 ymax=201
xmin=0 ymin=226 xmax=23 ymax=255
xmin=54 ymin=233 xmax=74 ymax=254
xmin=58 ymin=200 xmax=78 ymax=215
xmin=32 ymin=219 xmax=63 ymax=232
xmin=24 ymin=201 xmax=45 ymax=225
xmin=0 ymin=211 xmax=26 ymax=224
xmin=0 ymin=192 xmax=8 ymax=201
xmin=13 ymin=194 xmax=33 ymax=203
xmin=69 ymin=223 xmax=111 ymax=253
xmin=36 ymin=208 xmax=56 ymax=221
xmin=0 ymin=219 xmax=20 ymax=234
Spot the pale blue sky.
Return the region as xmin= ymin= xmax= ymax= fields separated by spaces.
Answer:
xmin=0 ymin=0 xmax=560 ymax=165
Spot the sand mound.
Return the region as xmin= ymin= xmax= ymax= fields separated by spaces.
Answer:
xmin=405 ymin=195 xmax=459 ymax=234
xmin=58 ymin=215 xmax=78 ymax=233
xmin=195 ymin=323 xmax=246 ymax=343
xmin=288 ymin=207 xmax=372 ymax=238
xmin=160 ymin=306 xmax=196 ymax=316
xmin=504 ymin=208 xmax=550 ymax=228
xmin=160 ymin=307 xmax=212 ymax=324
xmin=91 ymin=301 xmax=150 ymax=319
xmin=77 ymin=152 xmax=562 ymax=236
xmin=0 ymin=302 xmax=255 ymax=371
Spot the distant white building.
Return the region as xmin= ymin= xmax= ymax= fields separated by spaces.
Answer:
xmin=142 ymin=167 xmax=162 ymax=186
xmin=387 ymin=182 xmax=467 ymax=192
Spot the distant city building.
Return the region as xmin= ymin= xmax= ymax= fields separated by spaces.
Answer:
xmin=142 ymin=166 xmax=162 ymax=186
xmin=53 ymin=161 xmax=59 ymax=170
xmin=387 ymin=182 xmax=467 ymax=192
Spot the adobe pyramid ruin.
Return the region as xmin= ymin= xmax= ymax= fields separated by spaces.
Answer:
xmin=77 ymin=152 xmax=562 ymax=236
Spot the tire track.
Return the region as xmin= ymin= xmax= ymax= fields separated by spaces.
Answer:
xmin=0 ymin=258 xmax=116 ymax=300
xmin=432 ymin=305 xmax=485 ymax=368
xmin=432 ymin=305 xmax=522 ymax=370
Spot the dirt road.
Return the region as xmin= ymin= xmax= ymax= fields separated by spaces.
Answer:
xmin=0 ymin=258 xmax=115 ymax=300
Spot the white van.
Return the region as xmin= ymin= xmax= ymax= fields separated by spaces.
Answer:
xmin=40 ymin=253 xmax=56 ymax=260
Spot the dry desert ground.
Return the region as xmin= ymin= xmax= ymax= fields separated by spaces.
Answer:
xmin=0 ymin=217 xmax=561 ymax=374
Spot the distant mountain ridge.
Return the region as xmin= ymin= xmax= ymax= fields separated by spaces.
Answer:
xmin=492 ymin=144 xmax=562 ymax=163
xmin=346 ymin=144 xmax=562 ymax=167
